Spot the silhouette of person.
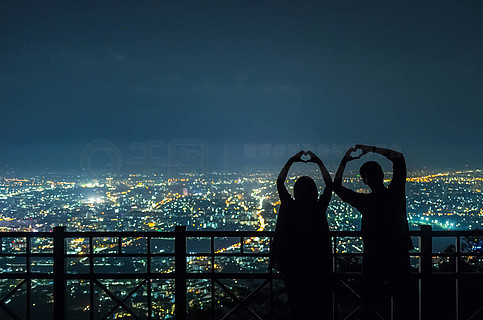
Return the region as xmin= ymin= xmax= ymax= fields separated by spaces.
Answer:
xmin=272 ymin=150 xmax=333 ymax=319
xmin=333 ymin=145 xmax=413 ymax=320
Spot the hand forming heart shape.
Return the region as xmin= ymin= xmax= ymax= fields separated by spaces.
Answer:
xmin=292 ymin=150 xmax=319 ymax=163
xmin=300 ymin=152 xmax=311 ymax=162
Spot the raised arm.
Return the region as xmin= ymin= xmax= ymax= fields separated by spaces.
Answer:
xmin=334 ymin=147 xmax=358 ymax=190
xmin=355 ymin=144 xmax=406 ymax=188
xmin=277 ymin=151 xmax=304 ymax=201
xmin=306 ymin=151 xmax=332 ymax=186
xmin=306 ymin=151 xmax=332 ymax=202
xmin=333 ymin=147 xmax=365 ymax=207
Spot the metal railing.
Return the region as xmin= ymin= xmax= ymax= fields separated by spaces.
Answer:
xmin=0 ymin=226 xmax=482 ymax=320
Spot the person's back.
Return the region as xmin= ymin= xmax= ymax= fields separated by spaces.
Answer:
xmin=278 ymin=194 xmax=331 ymax=273
xmin=349 ymin=183 xmax=410 ymax=274
xmin=333 ymin=145 xmax=412 ymax=320
xmin=272 ymin=151 xmax=333 ymax=319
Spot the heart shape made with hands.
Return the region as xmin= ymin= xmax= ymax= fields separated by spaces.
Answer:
xmin=300 ymin=151 xmax=313 ymax=163
xmin=349 ymin=148 xmax=364 ymax=159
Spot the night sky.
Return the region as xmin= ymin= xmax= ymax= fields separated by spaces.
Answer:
xmin=1 ymin=1 xmax=482 ymax=171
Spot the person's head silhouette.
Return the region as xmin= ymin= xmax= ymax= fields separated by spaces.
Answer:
xmin=294 ymin=175 xmax=318 ymax=203
xmin=360 ymin=161 xmax=384 ymax=190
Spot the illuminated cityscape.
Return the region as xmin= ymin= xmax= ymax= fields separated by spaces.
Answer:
xmin=0 ymin=169 xmax=482 ymax=318
xmin=1 ymin=169 xmax=482 ymax=234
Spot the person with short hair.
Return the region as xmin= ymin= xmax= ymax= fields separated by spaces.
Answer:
xmin=333 ymin=145 xmax=413 ymax=320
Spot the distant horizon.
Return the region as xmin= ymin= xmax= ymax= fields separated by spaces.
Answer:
xmin=1 ymin=139 xmax=481 ymax=175
xmin=1 ymin=163 xmax=480 ymax=177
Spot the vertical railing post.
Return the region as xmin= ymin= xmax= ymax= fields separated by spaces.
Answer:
xmin=175 ymin=226 xmax=187 ymax=320
xmin=419 ymin=225 xmax=432 ymax=320
xmin=26 ymin=235 xmax=31 ymax=320
xmin=147 ymin=236 xmax=152 ymax=320
xmin=455 ymin=236 xmax=460 ymax=320
xmin=211 ymin=236 xmax=216 ymax=320
xmin=53 ymin=226 xmax=66 ymax=320
xmin=332 ymin=235 xmax=337 ymax=320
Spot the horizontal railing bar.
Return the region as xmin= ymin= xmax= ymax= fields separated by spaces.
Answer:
xmin=9 ymin=252 xmax=469 ymax=258
xmin=2 ymin=271 xmax=483 ymax=278
xmin=0 ymin=253 xmax=176 ymax=258
xmin=0 ymin=253 xmax=54 ymax=257
xmin=2 ymin=230 xmax=483 ymax=238
xmin=186 ymin=272 xmax=280 ymax=279
xmin=0 ymin=232 xmax=54 ymax=237
xmin=0 ymin=274 xmax=54 ymax=279
xmin=64 ymin=231 xmax=175 ymax=237
xmin=185 ymin=231 xmax=273 ymax=237
xmin=187 ymin=252 xmax=269 ymax=257
xmin=64 ymin=253 xmax=175 ymax=258
xmin=2 ymin=230 xmax=483 ymax=237
xmin=63 ymin=273 xmax=176 ymax=279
